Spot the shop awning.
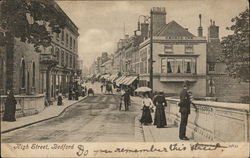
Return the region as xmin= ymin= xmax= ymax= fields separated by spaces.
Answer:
xmin=115 ymin=76 xmax=127 ymax=85
xmin=123 ymin=76 xmax=138 ymax=85
xmin=109 ymin=74 xmax=118 ymax=82
xmin=119 ymin=76 xmax=133 ymax=85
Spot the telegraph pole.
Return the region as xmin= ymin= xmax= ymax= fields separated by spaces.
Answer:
xmin=149 ymin=9 xmax=153 ymax=90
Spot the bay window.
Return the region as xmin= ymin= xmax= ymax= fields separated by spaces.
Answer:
xmin=161 ymin=57 xmax=196 ymax=74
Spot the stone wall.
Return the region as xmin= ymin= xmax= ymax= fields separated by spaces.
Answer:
xmin=207 ymin=75 xmax=250 ymax=103
xmin=166 ymin=98 xmax=249 ymax=142
xmin=0 ymin=94 xmax=45 ymax=119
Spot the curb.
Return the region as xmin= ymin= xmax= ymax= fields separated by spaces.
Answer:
xmin=134 ymin=115 xmax=145 ymax=142
xmin=1 ymin=96 xmax=88 ymax=134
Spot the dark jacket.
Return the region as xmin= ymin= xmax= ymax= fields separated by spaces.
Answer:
xmin=122 ymin=91 xmax=130 ymax=101
xmin=179 ymin=89 xmax=191 ymax=114
xmin=153 ymin=95 xmax=167 ymax=107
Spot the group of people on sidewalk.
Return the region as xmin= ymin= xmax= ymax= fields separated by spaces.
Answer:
xmin=139 ymin=91 xmax=167 ymax=128
xmin=139 ymin=81 xmax=195 ymax=141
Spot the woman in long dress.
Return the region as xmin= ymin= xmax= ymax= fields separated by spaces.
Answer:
xmin=3 ymin=90 xmax=17 ymax=122
xmin=140 ymin=93 xmax=153 ymax=125
xmin=153 ymin=91 xmax=167 ymax=128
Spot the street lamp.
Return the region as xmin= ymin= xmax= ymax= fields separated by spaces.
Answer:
xmin=137 ymin=11 xmax=153 ymax=91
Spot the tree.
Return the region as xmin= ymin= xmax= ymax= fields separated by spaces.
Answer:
xmin=0 ymin=0 xmax=65 ymax=90
xmin=221 ymin=8 xmax=249 ymax=81
xmin=0 ymin=0 xmax=65 ymax=50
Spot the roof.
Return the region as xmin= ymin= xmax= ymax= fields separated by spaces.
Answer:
xmin=155 ymin=20 xmax=195 ymax=37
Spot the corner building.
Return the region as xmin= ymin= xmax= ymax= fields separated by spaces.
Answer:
xmin=138 ymin=7 xmax=207 ymax=97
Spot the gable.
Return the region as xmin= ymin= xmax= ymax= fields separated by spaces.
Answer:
xmin=156 ymin=20 xmax=195 ymax=38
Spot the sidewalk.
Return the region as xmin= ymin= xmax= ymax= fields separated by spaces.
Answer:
xmin=1 ymin=96 xmax=86 ymax=134
xmin=131 ymin=96 xmax=188 ymax=142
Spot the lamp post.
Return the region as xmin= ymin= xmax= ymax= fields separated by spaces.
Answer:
xmin=137 ymin=11 xmax=153 ymax=90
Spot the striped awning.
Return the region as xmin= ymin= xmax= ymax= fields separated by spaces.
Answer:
xmin=123 ymin=76 xmax=138 ymax=85
xmin=115 ymin=76 xmax=127 ymax=85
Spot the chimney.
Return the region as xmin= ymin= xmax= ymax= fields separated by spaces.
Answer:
xmin=141 ymin=23 xmax=149 ymax=40
xmin=208 ymin=19 xmax=219 ymax=42
xmin=198 ymin=14 xmax=203 ymax=37
xmin=151 ymin=7 xmax=166 ymax=35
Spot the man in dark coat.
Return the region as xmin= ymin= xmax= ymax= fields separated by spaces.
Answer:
xmin=122 ymin=89 xmax=130 ymax=111
xmin=179 ymin=82 xmax=192 ymax=140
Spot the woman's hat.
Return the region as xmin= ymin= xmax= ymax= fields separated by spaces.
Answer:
xmin=183 ymin=80 xmax=190 ymax=87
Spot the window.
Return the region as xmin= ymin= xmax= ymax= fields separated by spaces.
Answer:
xmin=164 ymin=44 xmax=173 ymax=53
xmin=209 ymin=63 xmax=215 ymax=72
xmin=70 ymin=37 xmax=72 ymax=49
xmin=56 ymin=48 xmax=60 ymax=62
xmin=61 ymin=50 xmax=64 ymax=66
xmin=184 ymin=59 xmax=192 ymax=73
xmin=167 ymin=58 xmax=175 ymax=73
xmin=66 ymin=33 xmax=69 ymax=47
xmin=51 ymin=46 xmax=54 ymax=55
xmin=185 ymin=45 xmax=193 ymax=54
xmin=73 ymin=39 xmax=75 ymax=50
xmin=66 ymin=53 xmax=68 ymax=67
xmin=161 ymin=58 xmax=167 ymax=73
xmin=21 ymin=59 xmax=25 ymax=88
xmin=61 ymin=30 xmax=64 ymax=41
xmin=32 ymin=62 xmax=35 ymax=87
xmin=70 ymin=55 xmax=72 ymax=68
xmin=161 ymin=57 xmax=196 ymax=74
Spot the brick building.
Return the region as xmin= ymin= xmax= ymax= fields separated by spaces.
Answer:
xmin=206 ymin=21 xmax=249 ymax=103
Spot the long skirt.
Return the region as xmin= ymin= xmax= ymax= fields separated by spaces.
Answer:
xmin=140 ymin=106 xmax=152 ymax=124
xmin=3 ymin=103 xmax=16 ymax=122
xmin=154 ymin=104 xmax=166 ymax=128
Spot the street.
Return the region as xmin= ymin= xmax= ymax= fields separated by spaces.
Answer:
xmin=2 ymin=83 xmax=143 ymax=142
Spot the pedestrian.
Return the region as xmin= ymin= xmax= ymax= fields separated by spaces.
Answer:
xmin=140 ymin=92 xmax=153 ymax=125
xmin=57 ymin=93 xmax=63 ymax=105
xmin=153 ymin=91 xmax=167 ymax=128
xmin=3 ymin=90 xmax=17 ymax=122
xmin=178 ymin=81 xmax=192 ymax=140
xmin=75 ymin=89 xmax=79 ymax=100
xmin=122 ymin=89 xmax=130 ymax=111
xmin=68 ymin=88 xmax=73 ymax=100
xmin=101 ymin=84 xmax=103 ymax=93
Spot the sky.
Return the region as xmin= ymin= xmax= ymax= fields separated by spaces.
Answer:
xmin=57 ymin=0 xmax=248 ymax=68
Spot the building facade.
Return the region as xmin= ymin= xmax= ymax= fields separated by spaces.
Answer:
xmin=138 ymin=7 xmax=207 ymax=97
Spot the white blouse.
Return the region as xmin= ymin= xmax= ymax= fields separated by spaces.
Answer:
xmin=142 ymin=98 xmax=154 ymax=107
